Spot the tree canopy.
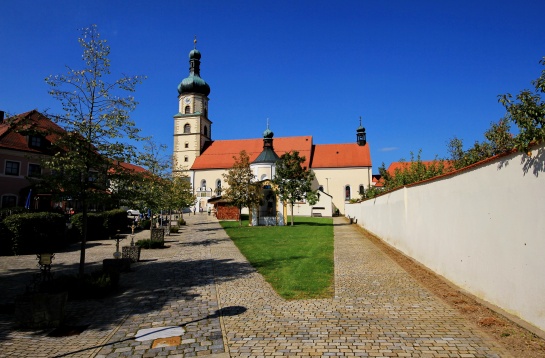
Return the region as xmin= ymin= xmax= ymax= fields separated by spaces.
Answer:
xmin=222 ymin=150 xmax=262 ymax=226
xmin=43 ymin=24 xmax=146 ymax=275
xmin=272 ymin=151 xmax=319 ymax=226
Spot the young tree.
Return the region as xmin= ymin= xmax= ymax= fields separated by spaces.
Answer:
xmin=272 ymin=151 xmax=319 ymax=226
xmin=222 ymin=150 xmax=262 ymax=226
xmin=499 ymin=56 xmax=545 ymax=154
xmin=44 ymin=24 xmax=146 ymax=276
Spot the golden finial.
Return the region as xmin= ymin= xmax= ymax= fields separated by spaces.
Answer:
xmin=194 ymin=35 xmax=197 ymax=49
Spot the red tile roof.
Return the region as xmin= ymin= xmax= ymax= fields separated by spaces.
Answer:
xmin=0 ymin=110 xmax=65 ymax=153
xmin=191 ymin=136 xmax=313 ymax=170
xmin=386 ymin=160 xmax=453 ymax=175
xmin=311 ymin=143 xmax=372 ymax=168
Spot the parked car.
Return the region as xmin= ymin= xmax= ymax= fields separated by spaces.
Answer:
xmin=127 ymin=209 xmax=141 ymax=216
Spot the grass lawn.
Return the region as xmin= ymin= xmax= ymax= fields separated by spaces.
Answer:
xmin=220 ymin=216 xmax=334 ymax=300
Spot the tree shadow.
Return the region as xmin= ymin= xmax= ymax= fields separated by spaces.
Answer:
xmin=521 ymin=147 xmax=545 ymax=177
xmin=0 ymin=252 xmax=254 ymax=343
xmin=49 ymin=305 xmax=247 ymax=357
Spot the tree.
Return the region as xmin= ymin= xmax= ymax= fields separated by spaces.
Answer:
xmin=272 ymin=151 xmax=319 ymax=226
xmin=167 ymin=175 xmax=196 ymax=220
xmin=499 ymin=56 xmax=545 ymax=154
xmin=43 ymin=24 xmax=146 ymax=276
xmin=447 ymin=119 xmax=514 ymax=170
xmin=222 ymin=150 xmax=262 ymax=226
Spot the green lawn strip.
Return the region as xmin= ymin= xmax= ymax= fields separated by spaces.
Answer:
xmin=220 ymin=216 xmax=334 ymax=299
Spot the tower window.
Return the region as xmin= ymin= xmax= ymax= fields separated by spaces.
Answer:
xmin=203 ymin=125 xmax=208 ymax=137
xmin=184 ymin=105 xmax=190 ymax=114
xmin=184 ymin=156 xmax=189 ymax=162
xmin=184 ymin=142 xmax=189 ymax=148
xmin=184 ymin=124 xmax=191 ymax=134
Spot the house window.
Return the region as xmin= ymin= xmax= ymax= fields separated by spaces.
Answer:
xmin=359 ymin=184 xmax=365 ymax=195
xmin=88 ymin=170 xmax=99 ymax=182
xmin=28 ymin=164 xmax=41 ymax=177
xmin=184 ymin=124 xmax=191 ymax=134
xmin=29 ymin=135 xmax=42 ymax=148
xmin=184 ymin=142 xmax=189 ymax=148
xmin=345 ymin=185 xmax=351 ymax=201
xmin=184 ymin=105 xmax=190 ymax=114
xmin=5 ymin=161 xmax=20 ymax=176
xmin=215 ymin=179 xmax=222 ymax=196
xmin=1 ymin=195 xmax=17 ymax=208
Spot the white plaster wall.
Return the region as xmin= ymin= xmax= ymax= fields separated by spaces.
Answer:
xmin=345 ymin=144 xmax=545 ymax=332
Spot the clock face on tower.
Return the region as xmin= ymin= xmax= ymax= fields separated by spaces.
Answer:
xmin=184 ymin=97 xmax=191 ymax=104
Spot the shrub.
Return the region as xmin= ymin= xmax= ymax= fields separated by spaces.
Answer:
xmin=139 ymin=219 xmax=151 ymax=230
xmin=2 ymin=212 xmax=66 ymax=255
xmin=71 ymin=209 xmax=129 ymax=241
xmin=135 ymin=239 xmax=164 ymax=249
xmin=170 ymin=225 xmax=179 ymax=233
xmin=178 ymin=218 xmax=186 ymax=226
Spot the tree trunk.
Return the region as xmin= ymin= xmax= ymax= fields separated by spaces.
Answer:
xmin=79 ymin=199 xmax=88 ymax=277
xmin=290 ymin=203 xmax=294 ymax=226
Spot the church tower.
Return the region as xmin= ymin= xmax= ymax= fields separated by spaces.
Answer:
xmin=173 ymin=39 xmax=212 ymax=174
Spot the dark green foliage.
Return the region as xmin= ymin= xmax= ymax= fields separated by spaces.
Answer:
xmin=2 ymin=212 xmax=65 ymax=255
xmin=70 ymin=209 xmax=128 ymax=241
xmin=135 ymin=239 xmax=164 ymax=249
xmin=170 ymin=225 xmax=179 ymax=233
xmin=499 ymin=56 xmax=545 ymax=153
xmin=139 ymin=219 xmax=151 ymax=230
xmin=39 ymin=271 xmax=119 ymax=299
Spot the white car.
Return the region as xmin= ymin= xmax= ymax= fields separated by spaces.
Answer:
xmin=127 ymin=209 xmax=141 ymax=216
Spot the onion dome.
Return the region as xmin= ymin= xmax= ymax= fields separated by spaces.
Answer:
xmin=177 ymin=39 xmax=210 ymax=96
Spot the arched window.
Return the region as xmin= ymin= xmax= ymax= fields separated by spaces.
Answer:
xmin=200 ymin=179 xmax=207 ymax=190
xmin=203 ymin=125 xmax=208 ymax=137
xmin=359 ymin=185 xmax=365 ymax=195
xmin=215 ymin=179 xmax=222 ymax=196
xmin=184 ymin=142 xmax=189 ymax=148
xmin=345 ymin=185 xmax=351 ymax=201
xmin=260 ymin=174 xmax=268 ymax=181
xmin=183 ymin=124 xmax=190 ymax=134
xmin=184 ymin=105 xmax=190 ymax=114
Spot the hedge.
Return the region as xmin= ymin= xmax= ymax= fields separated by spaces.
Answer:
xmin=70 ymin=209 xmax=128 ymax=241
xmin=2 ymin=212 xmax=66 ymax=255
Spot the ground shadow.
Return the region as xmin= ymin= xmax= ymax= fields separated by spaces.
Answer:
xmin=50 ymin=305 xmax=247 ymax=357
xmin=0 ymin=248 xmax=254 ymax=342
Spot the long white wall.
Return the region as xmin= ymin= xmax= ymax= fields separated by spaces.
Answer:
xmin=345 ymin=144 xmax=545 ymax=333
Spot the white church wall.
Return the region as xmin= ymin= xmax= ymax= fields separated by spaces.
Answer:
xmin=314 ymin=167 xmax=372 ymax=213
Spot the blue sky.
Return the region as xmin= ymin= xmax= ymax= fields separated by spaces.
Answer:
xmin=1 ymin=1 xmax=544 ymax=171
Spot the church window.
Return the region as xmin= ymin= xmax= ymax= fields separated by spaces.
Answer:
xmin=200 ymin=179 xmax=207 ymax=190
xmin=203 ymin=125 xmax=208 ymax=137
xmin=215 ymin=179 xmax=222 ymax=196
xmin=184 ymin=142 xmax=189 ymax=148
xmin=184 ymin=105 xmax=190 ymax=114
xmin=184 ymin=124 xmax=191 ymax=133
xmin=359 ymin=185 xmax=365 ymax=195
xmin=345 ymin=185 xmax=351 ymax=201
xmin=184 ymin=156 xmax=188 ymax=162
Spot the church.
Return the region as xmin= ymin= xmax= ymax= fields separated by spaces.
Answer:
xmin=172 ymin=41 xmax=372 ymax=218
